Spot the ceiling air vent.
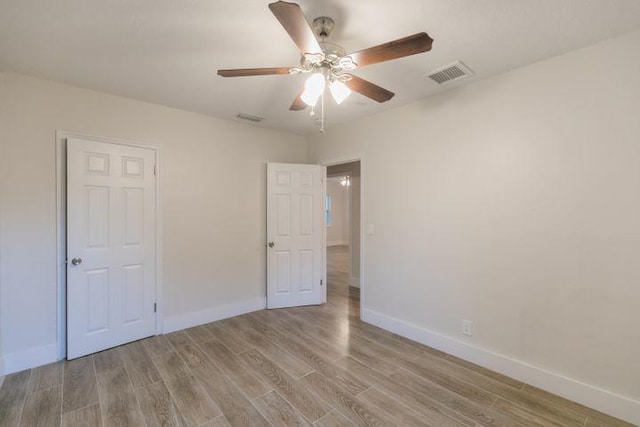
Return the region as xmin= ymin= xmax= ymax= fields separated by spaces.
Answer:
xmin=237 ymin=113 xmax=264 ymax=123
xmin=427 ymin=61 xmax=474 ymax=85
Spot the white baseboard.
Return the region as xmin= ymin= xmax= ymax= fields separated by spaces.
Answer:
xmin=164 ymin=297 xmax=266 ymax=334
xmin=350 ymin=276 xmax=360 ymax=288
xmin=327 ymin=240 xmax=349 ymax=247
xmin=0 ymin=343 xmax=59 ymax=376
xmin=361 ymin=308 xmax=640 ymax=425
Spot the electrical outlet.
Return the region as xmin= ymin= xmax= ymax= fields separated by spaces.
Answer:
xmin=462 ymin=320 xmax=473 ymax=337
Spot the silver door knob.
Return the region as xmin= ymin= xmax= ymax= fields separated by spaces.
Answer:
xmin=71 ymin=257 xmax=82 ymax=266
xmin=268 ymin=242 xmax=275 ymax=248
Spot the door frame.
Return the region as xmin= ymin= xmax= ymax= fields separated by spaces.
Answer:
xmin=318 ymin=154 xmax=365 ymax=314
xmin=55 ymin=131 xmax=163 ymax=360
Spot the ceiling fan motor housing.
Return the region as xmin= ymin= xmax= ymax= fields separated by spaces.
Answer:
xmin=312 ymin=16 xmax=335 ymax=40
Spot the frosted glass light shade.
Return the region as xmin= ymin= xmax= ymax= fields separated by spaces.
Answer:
xmin=330 ymin=80 xmax=351 ymax=104
xmin=301 ymin=73 xmax=325 ymax=106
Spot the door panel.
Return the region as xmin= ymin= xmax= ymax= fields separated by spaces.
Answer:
xmin=67 ymin=137 xmax=156 ymax=359
xmin=267 ymin=163 xmax=326 ymax=309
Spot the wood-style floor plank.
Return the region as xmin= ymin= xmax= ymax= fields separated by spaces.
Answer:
xmin=358 ymin=386 xmax=436 ymax=427
xmin=239 ymin=316 xmax=369 ymax=396
xmin=492 ymin=398 xmax=565 ymax=427
xmin=389 ymin=368 xmax=521 ymax=427
xmin=205 ymin=321 xmax=253 ymax=354
xmin=153 ymin=351 xmax=191 ymax=381
xmin=334 ymin=356 xmax=472 ymax=427
xmin=397 ymin=359 xmax=497 ymax=406
xmin=96 ymin=366 xmax=146 ymax=427
xmin=63 ymin=355 xmax=98 ymax=414
xmin=251 ymin=310 xmax=347 ymax=362
xmin=225 ymin=315 xmax=314 ymax=379
xmin=300 ymin=372 xmax=386 ymax=427
xmin=252 ymin=390 xmax=313 ymax=427
xmin=119 ymin=340 xmax=162 ymax=388
xmin=200 ymin=339 xmax=271 ymax=399
xmin=135 ymin=380 xmax=188 ymax=427
xmin=224 ymin=403 xmax=271 ymax=427
xmin=19 ymin=385 xmax=62 ymax=427
xmin=142 ymin=335 xmax=174 ymax=357
xmin=313 ymin=410 xmax=356 ymax=427
xmin=443 ymin=353 xmax=525 ymax=390
xmin=201 ymin=415 xmax=232 ymax=427
xmin=0 ymin=370 xmax=31 ymax=426
xmin=27 ymin=361 xmax=63 ymax=393
xmin=172 ymin=343 xmax=211 ymax=370
xmin=275 ymin=310 xmax=352 ymax=356
xmin=165 ymin=330 xmax=194 ymax=348
xmin=185 ymin=325 xmax=214 ymax=345
xmin=163 ymin=372 xmax=221 ymax=426
xmin=241 ymin=349 xmax=331 ymax=423
xmin=521 ymin=384 xmax=634 ymax=427
xmin=93 ymin=347 xmax=124 ymax=375
xmin=193 ymin=363 xmax=257 ymax=418
xmin=62 ymin=404 xmax=103 ymax=427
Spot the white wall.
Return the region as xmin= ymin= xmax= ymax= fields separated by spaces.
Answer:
xmin=326 ymin=180 xmax=349 ymax=246
xmin=349 ymin=176 xmax=361 ymax=286
xmin=0 ymin=73 xmax=308 ymax=372
xmin=310 ymin=30 xmax=640 ymax=423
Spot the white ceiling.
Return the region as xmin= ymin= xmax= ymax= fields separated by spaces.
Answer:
xmin=1 ymin=0 xmax=640 ymax=134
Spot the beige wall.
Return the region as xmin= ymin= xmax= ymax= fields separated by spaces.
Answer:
xmin=0 ymin=73 xmax=307 ymax=369
xmin=310 ymin=29 xmax=640 ymax=421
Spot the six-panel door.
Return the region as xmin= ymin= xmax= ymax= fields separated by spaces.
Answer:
xmin=267 ymin=163 xmax=326 ymax=309
xmin=66 ymin=138 xmax=156 ymax=359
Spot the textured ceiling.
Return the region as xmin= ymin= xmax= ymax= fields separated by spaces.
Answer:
xmin=1 ymin=0 xmax=640 ymax=134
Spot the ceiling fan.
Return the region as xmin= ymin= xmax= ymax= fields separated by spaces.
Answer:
xmin=217 ymin=1 xmax=434 ymax=115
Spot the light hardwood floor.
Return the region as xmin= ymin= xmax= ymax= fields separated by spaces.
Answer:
xmin=0 ymin=245 xmax=634 ymax=426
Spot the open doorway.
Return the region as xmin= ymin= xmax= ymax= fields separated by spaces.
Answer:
xmin=325 ymin=161 xmax=361 ymax=316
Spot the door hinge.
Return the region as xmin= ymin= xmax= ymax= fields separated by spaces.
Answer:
xmin=153 ymin=303 xmax=157 ymax=313
xmin=153 ymin=165 xmax=158 ymax=176
xmin=320 ymin=279 xmax=323 ymax=286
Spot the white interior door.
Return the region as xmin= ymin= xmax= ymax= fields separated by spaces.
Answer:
xmin=267 ymin=163 xmax=326 ymax=309
xmin=67 ymin=137 xmax=157 ymax=359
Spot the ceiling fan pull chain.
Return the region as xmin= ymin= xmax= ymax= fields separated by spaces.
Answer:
xmin=320 ymin=91 xmax=325 ymax=133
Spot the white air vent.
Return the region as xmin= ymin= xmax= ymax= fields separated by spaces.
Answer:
xmin=427 ymin=61 xmax=474 ymax=85
xmin=237 ymin=112 xmax=264 ymax=123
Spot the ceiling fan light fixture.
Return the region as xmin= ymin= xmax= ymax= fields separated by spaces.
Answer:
xmin=301 ymin=72 xmax=325 ymax=106
xmin=329 ymin=80 xmax=351 ymax=104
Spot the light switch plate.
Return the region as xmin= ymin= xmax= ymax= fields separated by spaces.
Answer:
xmin=367 ymin=224 xmax=375 ymax=235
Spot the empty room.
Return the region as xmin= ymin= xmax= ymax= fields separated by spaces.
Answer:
xmin=1 ymin=0 xmax=639 ymax=426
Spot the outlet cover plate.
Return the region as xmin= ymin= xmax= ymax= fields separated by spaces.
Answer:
xmin=462 ymin=320 xmax=473 ymax=336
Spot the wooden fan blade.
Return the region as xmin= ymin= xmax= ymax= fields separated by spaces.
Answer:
xmin=269 ymin=1 xmax=322 ymax=55
xmin=345 ymin=75 xmax=395 ymax=103
xmin=289 ymin=89 xmax=307 ymax=111
xmin=348 ymin=33 xmax=434 ymax=68
xmin=217 ymin=67 xmax=292 ymax=77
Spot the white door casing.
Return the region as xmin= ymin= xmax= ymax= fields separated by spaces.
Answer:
xmin=267 ymin=163 xmax=326 ymax=309
xmin=66 ymin=138 xmax=157 ymax=359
